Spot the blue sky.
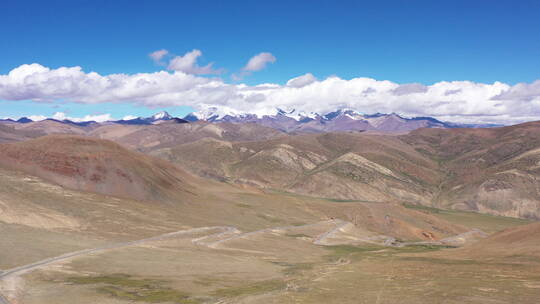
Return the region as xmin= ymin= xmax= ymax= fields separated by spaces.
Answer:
xmin=1 ymin=0 xmax=540 ymax=123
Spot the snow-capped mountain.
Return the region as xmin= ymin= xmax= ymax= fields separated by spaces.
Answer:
xmin=182 ymin=107 xmax=502 ymax=133
xmin=183 ymin=106 xmax=245 ymax=122
xmin=151 ymin=111 xmax=173 ymax=121
xmin=114 ymin=111 xmax=188 ymax=125
xmin=1 ymin=109 xmax=502 ymax=133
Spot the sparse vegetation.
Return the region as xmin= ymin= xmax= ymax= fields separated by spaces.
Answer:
xmin=256 ymin=213 xmax=282 ymax=223
xmin=285 ymin=233 xmax=311 ymax=238
xmin=404 ymin=202 xmax=533 ymax=233
xmin=403 ymin=202 xmax=442 ymax=213
xmin=323 ymin=244 xmax=386 ymax=261
xmin=271 ymin=261 xmax=315 ymax=275
xmin=67 ymin=274 xmax=199 ymax=303
xmin=211 ymin=279 xmax=286 ymax=298
xmin=3 ymin=123 xmax=540 ymax=304
xmin=236 ymin=202 xmax=253 ymax=208
xmin=324 ymin=243 xmax=456 ymax=262
xmin=326 ymin=198 xmax=379 ymax=203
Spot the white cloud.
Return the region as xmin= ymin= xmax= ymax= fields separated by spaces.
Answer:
xmin=0 ymin=63 xmax=219 ymax=104
xmin=2 ymin=63 xmax=540 ymax=124
xmin=27 ymin=115 xmax=47 ymax=121
xmin=492 ymin=79 xmax=540 ymax=101
xmin=149 ymin=49 xmax=169 ymax=64
xmin=122 ymin=115 xmax=138 ymax=120
xmin=11 ymin=112 xmax=114 ymax=122
xmin=287 ymin=73 xmax=317 ymax=88
xmin=167 ymin=49 xmax=220 ymax=74
xmin=243 ymin=52 xmax=276 ymax=72
xmin=81 ymin=113 xmax=113 ymax=122
xmin=392 ymin=83 xmax=428 ymax=95
xmin=51 ymin=112 xmax=113 ymax=122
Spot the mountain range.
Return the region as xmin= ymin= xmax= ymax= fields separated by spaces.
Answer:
xmin=1 ymin=108 xmax=501 ymax=134
xmin=185 ymin=107 xmax=502 ymax=133
xmin=1 ymin=107 xmax=539 ymax=304
xmin=4 ymin=109 xmax=535 ymax=220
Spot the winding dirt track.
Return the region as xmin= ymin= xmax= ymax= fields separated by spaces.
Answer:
xmin=0 ymin=220 xmax=483 ymax=304
xmin=0 ymin=221 xmax=343 ymax=304
xmin=0 ymin=226 xmax=237 ymax=304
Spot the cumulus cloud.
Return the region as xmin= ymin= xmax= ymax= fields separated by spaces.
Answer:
xmin=392 ymin=83 xmax=428 ymax=95
xmin=2 ymin=63 xmax=540 ymax=124
xmin=0 ymin=63 xmax=218 ymax=104
xmin=50 ymin=112 xmax=113 ymax=122
xmin=149 ymin=49 xmax=169 ymax=64
xmin=27 ymin=115 xmax=47 ymax=121
xmin=242 ymin=52 xmax=276 ymax=72
xmin=492 ymin=80 xmax=540 ymax=101
xmin=232 ymin=52 xmax=277 ymax=80
xmin=21 ymin=112 xmax=113 ymax=122
xmin=167 ymin=49 xmax=220 ymax=74
xmin=287 ymin=73 xmax=317 ymax=88
xmin=122 ymin=115 xmax=138 ymax=120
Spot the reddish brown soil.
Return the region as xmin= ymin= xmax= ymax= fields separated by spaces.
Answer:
xmin=0 ymin=135 xmax=196 ymax=202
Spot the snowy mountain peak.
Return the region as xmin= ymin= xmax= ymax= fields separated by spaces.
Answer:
xmin=151 ymin=111 xmax=172 ymax=121
xmin=323 ymin=108 xmax=363 ymax=120
xmin=273 ymin=108 xmax=320 ymax=121
xmin=175 ymin=105 xmax=501 ymax=131
xmin=185 ymin=106 xmax=243 ymax=122
xmin=276 ymin=108 xmax=294 ymax=116
xmin=2 ymin=107 xmax=501 ymax=132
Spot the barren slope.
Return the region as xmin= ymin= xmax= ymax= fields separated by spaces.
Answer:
xmin=152 ymin=132 xmax=442 ymax=204
xmin=1 ymin=134 xmax=537 ymax=304
xmin=9 ymin=119 xmax=91 ymax=135
xmin=0 ymin=124 xmax=42 ymax=143
xmin=455 ymin=221 xmax=540 ymax=258
xmin=0 ymin=135 xmax=196 ymax=202
xmin=90 ymin=121 xmax=284 ymax=151
xmin=402 ymin=121 xmax=540 ymax=219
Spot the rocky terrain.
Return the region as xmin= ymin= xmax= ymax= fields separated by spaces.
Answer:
xmin=2 ymin=107 xmax=500 ymax=138
xmin=0 ymin=112 xmax=538 ymax=304
xmin=2 ymin=112 xmax=539 ymax=219
xmin=402 ymin=121 xmax=540 ymax=219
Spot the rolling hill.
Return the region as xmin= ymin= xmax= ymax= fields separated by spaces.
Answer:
xmin=0 ymin=135 xmax=197 ymax=202
xmin=0 ymin=123 xmax=538 ymax=304
xmin=151 ymin=132 xmax=442 ymax=205
xmin=143 ymin=121 xmax=540 ymax=219
xmin=402 ymin=121 xmax=540 ymax=219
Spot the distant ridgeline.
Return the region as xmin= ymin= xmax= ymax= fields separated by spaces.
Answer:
xmin=1 ymin=108 xmax=502 ymax=133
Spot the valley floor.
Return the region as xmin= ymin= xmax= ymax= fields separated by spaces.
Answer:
xmin=0 ymin=163 xmax=537 ymax=304
xmin=1 ymin=205 xmax=538 ymax=304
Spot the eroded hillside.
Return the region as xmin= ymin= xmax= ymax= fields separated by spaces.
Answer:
xmin=402 ymin=121 xmax=540 ymax=219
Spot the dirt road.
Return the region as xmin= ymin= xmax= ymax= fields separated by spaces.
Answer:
xmin=0 ymin=221 xmax=343 ymax=303
xmin=0 ymin=226 xmax=237 ymax=304
xmin=0 ymin=220 xmax=483 ymax=303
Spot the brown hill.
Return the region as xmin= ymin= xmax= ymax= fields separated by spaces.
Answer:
xmin=401 ymin=121 xmax=540 ymax=219
xmin=151 ymin=132 xmax=442 ymax=205
xmin=451 ymin=221 xmax=540 ymax=258
xmin=90 ymin=121 xmax=284 ymax=151
xmin=11 ymin=119 xmax=539 ymax=219
xmin=0 ymin=135 xmax=196 ymax=202
xmin=0 ymin=124 xmax=42 ymax=143
xmin=148 ymin=121 xmax=540 ymax=219
xmin=9 ymin=119 xmax=90 ymax=135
